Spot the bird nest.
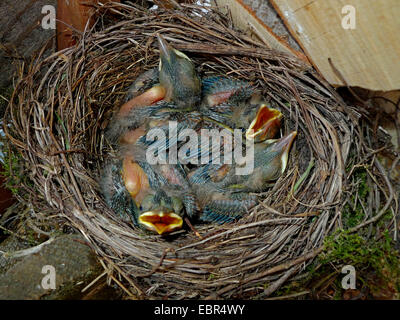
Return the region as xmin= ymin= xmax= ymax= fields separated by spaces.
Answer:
xmin=4 ymin=2 xmax=396 ymax=299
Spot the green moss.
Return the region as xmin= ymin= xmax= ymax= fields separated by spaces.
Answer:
xmin=207 ymin=273 xmax=216 ymax=281
xmin=273 ymin=229 xmax=400 ymax=299
xmin=377 ymin=210 xmax=393 ymax=228
xmin=0 ymin=147 xmax=21 ymax=194
xmin=321 ymin=230 xmax=400 ymax=297
xmin=342 ymin=168 xmax=370 ymax=228
xmin=321 ymin=231 xmax=398 ymax=273
xmin=0 ymin=145 xmax=28 ymax=195
xmin=0 ymin=85 xmax=25 ymax=194
xmin=273 ymin=279 xmax=304 ymax=297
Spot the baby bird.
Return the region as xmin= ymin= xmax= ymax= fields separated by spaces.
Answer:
xmin=199 ymin=131 xmax=297 ymax=191
xmin=186 ymin=178 xmax=258 ymax=224
xmin=177 ymin=102 xmax=283 ymax=165
xmin=106 ymin=34 xmax=202 ymax=145
xmin=157 ymin=34 xmax=201 ymax=110
xmin=220 ymin=131 xmax=297 ymax=191
xmin=199 ymin=76 xmax=283 ymax=143
xmin=124 ymin=34 xmax=202 ymax=112
xmin=187 ymin=131 xmax=297 ymax=224
xmin=101 ymin=154 xmax=194 ymax=235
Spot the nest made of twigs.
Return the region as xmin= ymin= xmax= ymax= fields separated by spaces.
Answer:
xmin=4 ymin=2 xmax=397 ymax=299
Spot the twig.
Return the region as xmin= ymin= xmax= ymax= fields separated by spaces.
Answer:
xmin=184 ymin=217 xmax=203 ymax=239
xmin=265 ymin=290 xmax=310 ymax=300
xmin=205 ymin=247 xmax=323 ymax=299
xmin=349 ymin=158 xmax=395 ymax=234
xmin=2 ymin=237 xmax=55 ymax=259
xmin=176 ymin=218 xmax=302 ymax=252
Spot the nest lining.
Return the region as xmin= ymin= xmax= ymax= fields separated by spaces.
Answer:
xmin=4 ymin=2 xmax=395 ymax=299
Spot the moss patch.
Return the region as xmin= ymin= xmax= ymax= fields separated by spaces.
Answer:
xmin=275 ymin=230 xmax=400 ymax=299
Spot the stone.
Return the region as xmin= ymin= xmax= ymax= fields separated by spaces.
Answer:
xmin=0 ymin=234 xmax=119 ymax=299
xmin=0 ymin=0 xmax=57 ymax=88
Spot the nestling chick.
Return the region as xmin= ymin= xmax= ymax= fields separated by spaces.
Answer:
xmin=106 ymin=34 xmax=202 ymax=146
xmin=214 ymin=131 xmax=298 ymax=192
xmin=186 ymin=131 xmax=297 ymax=224
xmin=100 ymin=154 xmax=193 ymax=235
xmin=200 ymin=76 xmax=283 ymax=143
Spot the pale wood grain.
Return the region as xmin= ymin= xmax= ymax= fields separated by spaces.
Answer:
xmin=214 ymin=0 xmax=308 ymax=62
xmin=270 ymin=0 xmax=400 ymax=90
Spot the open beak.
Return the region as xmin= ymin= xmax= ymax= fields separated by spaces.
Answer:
xmin=246 ymin=105 xmax=283 ymax=142
xmin=138 ymin=211 xmax=183 ymax=235
xmin=274 ymin=131 xmax=297 ymax=173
